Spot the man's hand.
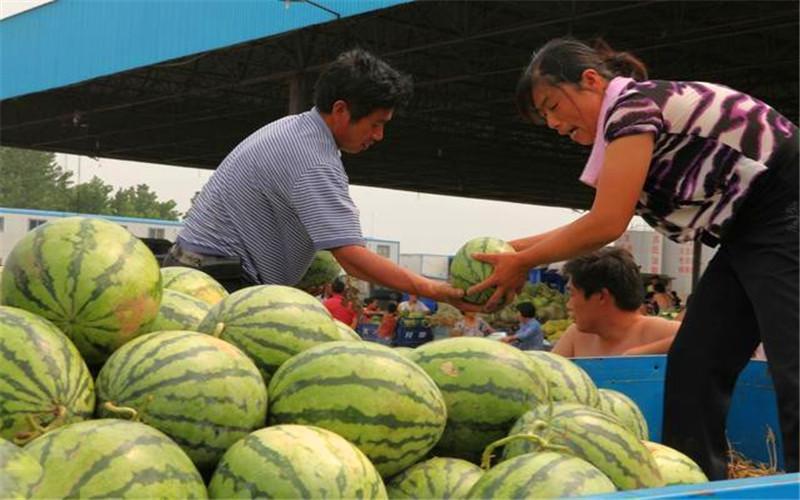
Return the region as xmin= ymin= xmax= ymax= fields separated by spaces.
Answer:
xmin=466 ymin=252 xmax=528 ymax=312
xmin=424 ymin=280 xmax=482 ymax=313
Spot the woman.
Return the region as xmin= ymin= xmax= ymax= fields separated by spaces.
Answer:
xmin=468 ymin=38 xmax=798 ymax=479
xmin=452 ymin=311 xmax=494 ymax=338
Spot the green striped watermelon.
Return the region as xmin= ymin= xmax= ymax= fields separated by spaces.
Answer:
xmin=334 ymin=319 xmax=362 ymax=340
xmin=525 ymin=351 xmax=600 ymax=407
xmin=449 ymin=237 xmax=515 ymax=305
xmin=644 ymin=441 xmax=709 ymax=485
xmin=393 ymin=346 xmax=416 ymax=358
xmin=467 ymin=451 xmax=616 ymax=499
xmin=0 ymin=306 xmax=95 ymax=443
xmin=0 ymin=436 xmax=43 ymax=498
xmin=197 ymin=285 xmax=345 ymax=384
xmin=386 ymin=457 xmax=483 ymax=499
xmin=408 ymin=337 xmax=547 ymax=463
xmin=597 ymin=388 xmax=649 ymax=440
xmin=96 ymin=330 xmax=268 ymax=473
xmin=268 ymin=341 xmax=447 ymax=477
xmin=295 ymin=250 xmax=342 ymax=292
xmin=209 ymin=424 xmax=386 ymax=499
xmin=24 ymin=419 xmax=207 ymax=498
xmin=147 ymin=289 xmax=210 ymax=332
xmin=502 ymin=403 xmax=664 ymax=490
xmin=1 ymin=217 xmax=162 ymax=365
xmin=161 ymin=267 xmax=228 ymax=306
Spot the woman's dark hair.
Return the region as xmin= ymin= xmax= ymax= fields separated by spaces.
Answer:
xmin=563 ymin=247 xmax=644 ymax=311
xmin=387 ymin=302 xmax=398 ymax=314
xmin=331 ymin=278 xmax=346 ymax=294
xmin=653 ymin=282 xmax=667 ymax=293
xmin=516 ymin=38 xmax=648 ymax=124
xmin=314 ymin=48 xmax=413 ymax=121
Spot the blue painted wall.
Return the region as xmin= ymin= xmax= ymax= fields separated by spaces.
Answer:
xmin=0 ymin=0 xmax=411 ymax=99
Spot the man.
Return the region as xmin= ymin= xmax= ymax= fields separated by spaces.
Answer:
xmin=397 ymin=294 xmax=430 ymax=314
xmin=164 ymin=49 xmax=467 ymax=308
xmin=501 ymin=302 xmax=544 ymax=350
xmin=323 ymin=278 xmax=358 ymax=328
xmin=552 ymin=248 xmax=678 ymax=357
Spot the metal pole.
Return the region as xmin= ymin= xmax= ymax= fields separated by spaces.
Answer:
xmin=691 ymin=240 xmax=703 ymax=291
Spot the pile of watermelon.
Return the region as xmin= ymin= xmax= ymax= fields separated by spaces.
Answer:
xmin=0 ymin=219 xmax=709 ymax=498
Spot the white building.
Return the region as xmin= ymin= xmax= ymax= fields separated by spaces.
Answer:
xmin=614 ymin=228 xmax=717 ymax=299
xmin=0 ymin=207 xmax=183 ymax=265
xmin=399 ymin=253 xmax=450 ymax=281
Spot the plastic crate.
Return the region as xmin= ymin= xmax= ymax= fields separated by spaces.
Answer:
xmin=392 ymin=316 xmax=434 ymax=348
xmin=573 ymin=356 xmax=799 ymax=498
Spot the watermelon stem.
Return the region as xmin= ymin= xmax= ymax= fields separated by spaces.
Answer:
xmin=13 ymin=405 xmax=68 ymax=445
xmin=212 ymin=322 xmax=225 ymax=337
xmin=480 ymin=432 xmax=549 ymax=469
xmin=103 ymin=401 xmax=140 ymax=421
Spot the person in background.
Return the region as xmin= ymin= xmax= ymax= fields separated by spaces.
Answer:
xmin=669 ymin=290 xmax=682 ymax=310
xmin=397 ymin=294 xmax=431 ymax=314
xmin=552 ymin=248 xmax=679 ymax=357
xmin=163 ymin=48 xmax=470 ymax=311
xmin=501 ymin=302 xmax=545 ymax=350
xmin=323 ymin=278 xmax=359 ymax=329
xmin=452 ymin=311 xmax=494 ymax=337
xmin=376 ymin=302 xmax=399 ymax=341
xmin=466 ymin=37 xmax=797 ymax=478
xmin=361 ymin=297 xmax=382 ymax=321
xmin=652 ymin=282 xmax=674 ymax=312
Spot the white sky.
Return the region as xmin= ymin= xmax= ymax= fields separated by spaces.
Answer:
xmin=57 ymin=153 xmax=650 ymax=255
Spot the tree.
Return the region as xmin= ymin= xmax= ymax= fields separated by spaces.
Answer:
xmin=0 ymin=147 xmax=181 ymax=220
xmin=0 ymin=147 xmax=73 ymax=210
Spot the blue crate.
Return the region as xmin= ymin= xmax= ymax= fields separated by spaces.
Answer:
xmin=392 ymin=317 xmax=434 ymax=348
xmin=574 ymin=356 xmax=799 ymax=498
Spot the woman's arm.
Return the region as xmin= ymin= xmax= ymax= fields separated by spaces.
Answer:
xmin=468 ymin=134 xmax=655 ymax=310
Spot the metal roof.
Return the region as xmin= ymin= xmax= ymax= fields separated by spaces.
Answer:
xmin=2 ymin=1 xmax=797 ymax=209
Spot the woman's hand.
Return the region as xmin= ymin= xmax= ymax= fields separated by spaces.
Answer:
xmin=466 ymin=252 xmax=528 ymax=311
xmin=423 ymin=280 xmax=483 ymax=312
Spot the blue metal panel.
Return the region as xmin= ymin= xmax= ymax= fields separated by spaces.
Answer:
xmin=1 ymin=0 xmax=412 ymax=99
xmin=584 ymin=473 xmax=799 ymax=499
xmin=573 ymin=356 xmax=784 ymax=469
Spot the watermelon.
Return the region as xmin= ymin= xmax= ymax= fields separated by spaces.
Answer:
xmin=209 ymin=424 xmax=386 ymax=499
xmin=525 ymin=351 xmax=600 ymax=407
xmin=334 ymin=319 xmax=362 ymax=340
xmin=161 ymin=266 xmax=227 ymax=305
xmin=96 ymin=330 xmax=267 ymax=473
xmin=502 ymin=403 xmax=664 ymax=490
xmin=197 ymin=284 xmax=342 ymax=383
xmin=0 ymin=436 xmax=43 ymax=498
xmin=24 ymin=419 xmax=207 ymax=498
xmin=0 ymin=306 xmax=95 ymax=443
xmin=1 ymin=217 xmax=162 ymax=365
xmin=147 ymin=289 xmax=210 ymax=332
xmin=467 ymin=451 xmax=616 ymax=499
xmin=295 ymin=250 xmax=342 ymax=292
xmin=644 ymin=441 xmax=709 ymax=485
xmin=449 ymin=237 xmax=515 ymax=305
xmin=268 ymin=341 xmax=447 ymax=477
xmin=408 ymin=337 xmax=547 ymax=463
xmin=386 ymin=457 xmax=482 ymax=499
xmin=597 ymin=388 xmax=649 ymax=440
xmin=393 ymin=346 xmax=416 ymax=358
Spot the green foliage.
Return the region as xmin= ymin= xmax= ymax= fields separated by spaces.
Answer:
xmin=0 ymin=147 xmax=180 ymax=220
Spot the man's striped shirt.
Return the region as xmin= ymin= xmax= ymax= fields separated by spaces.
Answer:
xmin=178 ymin=107 xmax=364 ymax=284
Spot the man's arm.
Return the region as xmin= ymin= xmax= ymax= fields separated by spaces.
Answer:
xmin=624 ymin=318 xmax=680 ymax=355
xmin=331 ymin=245 xmax=478 ymax=310
xmin=551 ymin=324 xmax=579 ymax=357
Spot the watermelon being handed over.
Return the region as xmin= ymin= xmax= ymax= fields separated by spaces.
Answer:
xmin=24 ymin=419 xmax=207 ymax=498
xmin=209 ymin=425 xmax=386 ymax=499
xmin=449 ymin=237 xmax=515 ymax=305
xmin=268 ymin=341 xmax=447 ymax=477
xmin=1 ymin=217 xmax=162 ymax=365
xmin=0 ymin=306 xmax=95 ymax=443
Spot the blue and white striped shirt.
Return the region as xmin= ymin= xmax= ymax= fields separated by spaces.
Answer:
xmin=178 ymin=108 xmax=365 ymax=285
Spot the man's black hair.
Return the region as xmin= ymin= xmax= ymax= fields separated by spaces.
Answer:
xmin=314 ymin=48 xmax=413 ymax=121
xmin=331 ymin=278 xmax=346 ymax=294
xmin=563 ymin=247 xmax=644 ymax=311
xmin=516 ymin=302 xmax=537 ymax=319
